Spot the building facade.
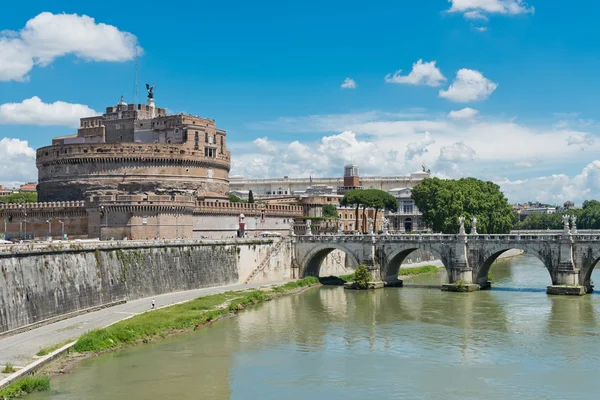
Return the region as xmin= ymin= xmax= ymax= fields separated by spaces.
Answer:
xmin=229 ymin=166 xmax=431 ymax=198
xmin=1 ymin=93 xmax=303 ymax=241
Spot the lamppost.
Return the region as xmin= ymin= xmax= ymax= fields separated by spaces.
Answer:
xmin=59 ymin=220 xmax=64 ymax=239
xmin=3 ymin=218 xmax=6 ymax=239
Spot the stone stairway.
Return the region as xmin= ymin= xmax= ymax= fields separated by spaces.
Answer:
xmin=244 ymin=239 xmax=285 ymax=284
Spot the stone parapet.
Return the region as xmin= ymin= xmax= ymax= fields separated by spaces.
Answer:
xmin=36 ymin=142 xmax=230 ymax=168
xmin=194 ymin=201 xmax=303 ymax=217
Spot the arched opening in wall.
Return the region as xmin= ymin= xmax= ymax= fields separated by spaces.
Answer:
xmin=302 ymin=246 xmax=359 ymax=280
xmin=477 ymin=248 xmax=553 ymax=291
xmin=404 ymin=218 xmax=413 ymax=233
xmin=384 ymin=247 xmax=446 ymax=284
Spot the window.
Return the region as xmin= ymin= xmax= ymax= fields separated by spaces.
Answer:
xmin=403 ymin=201 xmax=413 ymax=214
xmin=142 ymin=216 xmax=148 ymax=225
xmin=194 ymin=132 xmax=199 ymax=150
xmin=205 ymin=132 xmax=208 ymax=143
xmin=204 ymin=147 xmax=216 ymax=158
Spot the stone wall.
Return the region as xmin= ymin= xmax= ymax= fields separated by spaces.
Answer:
xmin=0 ymin=239 xmax=293 ymax=334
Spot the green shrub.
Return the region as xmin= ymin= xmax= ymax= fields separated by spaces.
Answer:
xmin=2 ymin=363 xmax=15 ymax=373
xmin=353 ymin=264 xmax=372 ymax=289
xmin=0 ymin=376 xmax=50 ymax=398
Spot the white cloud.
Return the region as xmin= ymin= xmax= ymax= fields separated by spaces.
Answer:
xmin=514 ymin=160 xmax=534 ymax=168
xmin=475 ymin=26 xmax=488 ymax=32
xmin=0 ymin=97 xmax=97 ymax=128
xmin=439 ymin=69 xmax=498 ymax=102
xmin=448 ymin=107 xmax=479 ymax=120
xmin=438 ymin=141 xmax=477 ymax=162
xmin=465 ymin=11 xmax=488 ymax=20
xmin=253 ymin=137 xmax=278 ymax=154
xmin=341 ymin=78 xmax=356 ymax=89
xmin=498 ymin=161 xmax=600 ymax=204
xmin=239 ymin=109 xmax=600 ymax=202
xmin=405 ymin=132 xmax=435 ymax=160
xmin=0 ymin=138 xmax=36 ymax=187
xmin=385 ymin=59 xmax=447 ymax=87
xmin=448 ymin=0 xmax=535 ymax=17
xmin=0 ymin=12 xmax=140 ymax=81
xmin=567 ymin=133 xmax=595 ymax=147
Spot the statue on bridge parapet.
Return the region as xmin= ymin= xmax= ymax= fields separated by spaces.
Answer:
xmin=571 ymin=215 xmax=578 ymax=234
xmin=382 ymin=217 xmax=390 ymax=235
xmin=367 ymin=217 xmax=374 ymax=235
xmin=458 ymin=216 xmax=466 ymax=235
xmin=562 ymin=214 xmax=571 ymax=234
xmin=471 ymin=217 xmax=478 ymax=235
xmin=305 ymin=219 xmax=312 ymax=236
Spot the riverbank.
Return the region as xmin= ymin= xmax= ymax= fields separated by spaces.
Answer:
xmin=20 ymin=277 xmax=320 ymax=393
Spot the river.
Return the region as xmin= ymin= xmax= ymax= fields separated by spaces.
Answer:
xmin=32 ymin=255 xmax=600 ymax=400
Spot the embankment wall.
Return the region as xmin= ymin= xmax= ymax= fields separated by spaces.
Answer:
xmin=0 ymin=239 xmax=292 ymax=334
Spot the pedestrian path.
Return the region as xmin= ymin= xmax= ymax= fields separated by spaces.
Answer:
xmin=0 ymin=280 xmax=290 ymax=376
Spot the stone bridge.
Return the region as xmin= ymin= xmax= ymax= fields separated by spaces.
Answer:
xmin=293 ymin=231 xmax=600 ymax=295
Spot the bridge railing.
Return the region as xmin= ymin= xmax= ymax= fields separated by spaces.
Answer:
xmin=295 ymin=233 xmax=600 ymax=242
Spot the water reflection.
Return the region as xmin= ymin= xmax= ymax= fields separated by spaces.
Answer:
xmin=32 ymin=255 xmax=600 ymax=400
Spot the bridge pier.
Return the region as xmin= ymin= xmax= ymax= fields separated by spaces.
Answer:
xmin=547 ymin=237 xmax=586 ymax=296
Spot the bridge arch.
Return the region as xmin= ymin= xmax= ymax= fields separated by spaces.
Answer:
xmin=381 ymin=244 xmax=448 ymax=282
xmin=577 ymin=246 xmax=600 ymax=293
xmin=472 ymin=243 xmax=554 ymax=287
xmin=299 ymin=243 xmax=360 ymax=278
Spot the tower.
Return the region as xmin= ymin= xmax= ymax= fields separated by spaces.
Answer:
xmin=343 ymin=164 xmax=360 ymax=188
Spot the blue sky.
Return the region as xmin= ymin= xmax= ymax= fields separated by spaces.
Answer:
xmin=1 ymin=0 xmax=600 ymax=203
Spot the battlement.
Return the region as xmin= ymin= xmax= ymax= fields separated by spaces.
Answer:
xmin=0 ymin=201 xmax=86 ymax=211
xmin=195 ymin=201 xmax=303 ymax=217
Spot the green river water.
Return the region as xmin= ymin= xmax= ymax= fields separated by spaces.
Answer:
xmin=31 ymin=255 xmax=600 ymax=399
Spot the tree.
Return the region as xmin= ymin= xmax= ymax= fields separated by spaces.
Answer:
xmin=228 ymin=194 xmax=242 ymax=203
xmin=362 ymin=189 xmax=397 ymax=231
xmin=322 ymin=204 xmax=338 ymax=219
xmin=0 ymin=192 xmax=37 ymax=203
xmin=353 ymin=264 xmax=373 ymax=289
xmin=411 ymin=177 xmax=514 ymax=234
xmin=248 ymin=190 xmax=254 ymax=204
xmin=519 ymin=213 xmax=562 ymax=230
xmin=341 ymin=190 xmax=363 ymax=231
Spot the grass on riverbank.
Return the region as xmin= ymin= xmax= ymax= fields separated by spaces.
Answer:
xmin=73 ymin=277 xmax=319 ymax=353
xmin=399 ymin=265 xmax=441 ymax=276
xmin=0 ymin=376 xmax=50 ymax=399
xmin=36 ymin=340 xmax=74 ymax=357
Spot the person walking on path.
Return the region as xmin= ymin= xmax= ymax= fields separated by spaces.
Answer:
xmin=151 ymin=298 xmax=155 ymax=309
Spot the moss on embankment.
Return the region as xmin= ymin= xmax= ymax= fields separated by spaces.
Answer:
xmin=73 ymin=276 xmax=319 ymax=353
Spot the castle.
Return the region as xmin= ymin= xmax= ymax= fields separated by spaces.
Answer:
xmin=1 ymin=91 xmax=302 ymax=240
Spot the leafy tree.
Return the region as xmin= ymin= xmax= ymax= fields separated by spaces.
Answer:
xmin=411 ymin=177 xmax=514 ymax=234
xmin=519 ymin=213 xmax=562 ymax=230
xmin=228 ymin=194 xmax=243 ymax=203
xmin=362 ymin=189 xmax=397 ymax=231
xmin=248 ymin=190 xmax=254 ymax=204
xmin=341 ymin=189 xmax=363 ymax=231
xmin=341 ymin=189 xmax=397 ymax=232
xmin=0 ymin=192 xmax=37 ymax=203
xmin=353 ymin=264 xmax=373 ymax=289
xmin=322 ymin=204 xmax=338 ymax=219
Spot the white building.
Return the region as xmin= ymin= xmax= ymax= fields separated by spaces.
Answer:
xmin=386 ymin=187 xmax=426 ymax=232
xmin=229 ymin=167 xmax=431 ymax=198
